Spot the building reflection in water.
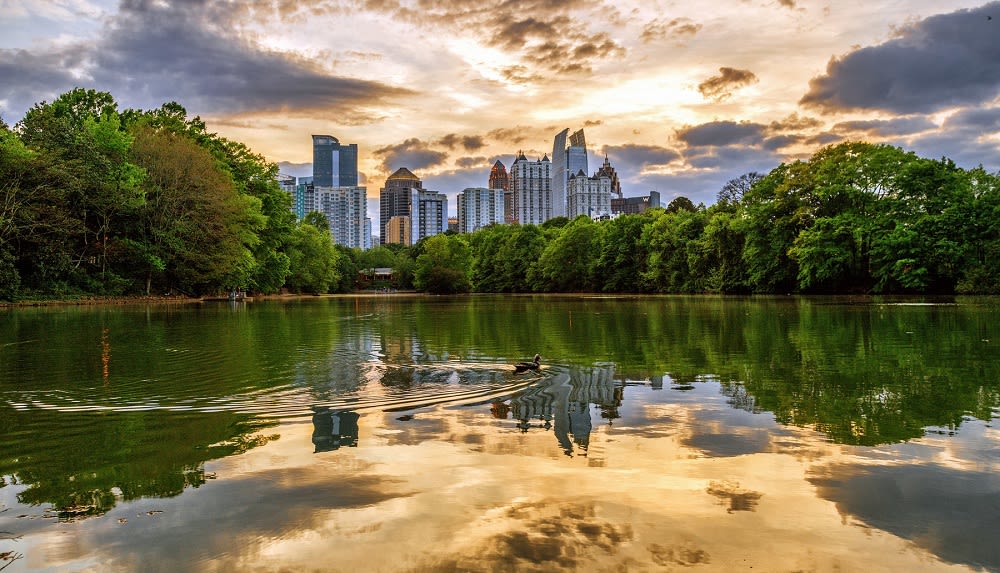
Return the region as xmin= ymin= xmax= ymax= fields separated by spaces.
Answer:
xmin=495 ymin=365 xmax=623 ymax=458
xmin=311 ymin=409 xmax=360 ymax=452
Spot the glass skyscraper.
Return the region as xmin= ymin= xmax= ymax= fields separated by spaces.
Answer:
xmin=312 ymin=135 xmax=358 ymax=187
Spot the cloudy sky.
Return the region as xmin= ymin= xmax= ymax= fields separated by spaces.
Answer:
xmin=2 ymin=0 xmax=999 ymax=222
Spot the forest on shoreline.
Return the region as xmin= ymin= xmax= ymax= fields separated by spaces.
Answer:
xmin=2 ymin=88 xmax=999 ymax=301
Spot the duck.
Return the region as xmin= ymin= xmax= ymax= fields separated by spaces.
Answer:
xmin=514 ymin=353 xmax=541 ymax=373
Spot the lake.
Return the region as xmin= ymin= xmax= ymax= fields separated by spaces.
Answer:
xmin=1 ymin=295 xmax=998 ymax=572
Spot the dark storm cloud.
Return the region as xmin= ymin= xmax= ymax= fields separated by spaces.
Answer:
xmin=640 ymin=18 xmax=702 ymax=44
xmin=832 ymin=117 xmax=936 ymax=137
xmin=0 ymin=0 xmax=410 ymax=121
xmin=800 ymin=2 xmax=1000 ymax=114
xmin=454 ymin=156 xmax=489 ymax=169
xmin=601 ymin=144 xmax=682 ymax=170
xmin=809 ymin=463 xmax=1000 ymax=571
xmin=438 ymin=133 xmax=487 ymax=151
xmin=762 ymin=134 xmax=805 ymax=151
xmin=941 ymin=106 xmax=1000 ymax=130
xmin=373 ymin=138 xmax=449 ymax=172
xmin=698 ymin=67 xmax=759 ymax=102
xmin=675 ymin=121 xmax=766 ymax=147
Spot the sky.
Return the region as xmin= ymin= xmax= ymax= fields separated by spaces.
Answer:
xmin=2 ymin=0 xmax=999 ymax=227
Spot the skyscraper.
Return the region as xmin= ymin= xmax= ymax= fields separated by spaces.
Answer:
xmin=510 ymin=151 xmax=552 ymax=225
xmin=595 ymin=155 xmax=622 ymax=198
xmin=457 ymin=187 xmax=505 ymax=233
xmin=312 ymin=135 xmax=358 ymax=187
xmin=551 ymin=128 xmax=588 ymax=219
xmin=380 ymin=167 xmax=421 ymax=246
xmin=379 ymin=167 xmax=448 ymax=245
xmin=489 ymin=159 xmax=514 ymax=224
xmin=566 ymin=170 xmax=612 ymax=219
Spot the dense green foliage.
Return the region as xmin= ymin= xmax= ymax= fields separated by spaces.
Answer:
xmin=0 ymin=89 xmax=340 ymax=300
xmin=4 ymin=91 xmax=999 ymax=298
xmin=445 ymin=141 xmax=999 ymax=295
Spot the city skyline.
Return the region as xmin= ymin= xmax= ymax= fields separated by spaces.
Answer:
xmin=2 ymin=0 xmax=999 ymax=218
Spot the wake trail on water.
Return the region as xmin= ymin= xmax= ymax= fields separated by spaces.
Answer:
xmin=2 ymin=361 xmax=558 ymax=421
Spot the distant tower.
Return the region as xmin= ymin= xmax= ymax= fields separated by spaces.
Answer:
xmin=489 ymin=160 xmax=510 ymax=191
xmin=510 ymin=151 xmax=552 ymax=225
xmin=380 ymin=167 xmax=422 ymax=246
xmin=595 ymin=155 xmax=622 ymax=198
xmin=379 ymin=167 xmax=447 ymax=245
xmin=312 ymin=135 xmax=358 ymax=187
xmin=551 ymin=128 xmax=588 ymax=219
xmin=489 ymin=160 xmax=514 ymax=224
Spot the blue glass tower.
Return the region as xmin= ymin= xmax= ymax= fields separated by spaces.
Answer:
xmin=312 ymin=135 xmax=358 ymax=187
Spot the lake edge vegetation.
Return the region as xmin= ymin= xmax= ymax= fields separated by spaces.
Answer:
xmin=2 ymin=89 xmax=999 ymax=301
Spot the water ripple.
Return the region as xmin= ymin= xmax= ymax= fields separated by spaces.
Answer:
xmin=2 ymin=362 xmax=556 ymax=421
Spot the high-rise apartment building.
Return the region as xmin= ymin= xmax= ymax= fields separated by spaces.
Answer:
xmin=379 ymin=167 xmax=448 ymax=245
xmin=288 ymin=182 xmax=368 ymax=248
xmin=595 ymin=155 xmax=622 ymax=198
xmin=312 ymin=135 xmax=358 ymax=187
xmin=551 ymin=128 xmax=588 ymax=219
xmin=457 ymin=187 xmax=505 ymax=233
xmin=510 ymin=151 xmax=552 ymax=225
xmin=567 ymin=170 xmax=612 ymax=219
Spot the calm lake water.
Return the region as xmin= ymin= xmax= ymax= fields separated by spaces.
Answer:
xmin=1 ymin=295 xmax=998 ymax=572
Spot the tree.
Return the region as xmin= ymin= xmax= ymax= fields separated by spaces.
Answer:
xmin=718 ymin=172 xmax=764 ymax=205
xmin=413 ymin=234 xmax=471 ymax=294
xmin=285 ymin=223 xmax=340 ymax=294
xmin=128 ymin=127 xmax=263 ymax=294
xmin=665 ymin=196 xmax=697 ymax=213
xmin=303 ymin=211 xmax=330 ymax=231
xmin=534 ymin=216 xmax=599 ymax=292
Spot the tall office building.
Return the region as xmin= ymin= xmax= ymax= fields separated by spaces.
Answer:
xmin=379 ymin=167 xmax=448 ymax=245
xmin=287 ymin=182 xmax=368 ymax=249
xmin=457 ymin=187 xmax=505 ymax=233
xmin=312 ymin=135 xmax=358 ymax=187
xmin=489 ymin=160 xmax=515 ymax=224
xmin=380 ymin=167 xmax=421 ymax=245
xmin=551 ymin=128 xmax=588 ymax=219
xmin=510 ymin=151 xmax=552 ymax=225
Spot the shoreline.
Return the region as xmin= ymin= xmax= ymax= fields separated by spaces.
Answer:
xmin=0 ymin=291 xmax=427 ymax=308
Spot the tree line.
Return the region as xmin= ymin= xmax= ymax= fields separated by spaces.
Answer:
xmin=407 ymin=141 xmax=1000 ymax=295
xmin=3 ymin=89 xmax=999 ymax=300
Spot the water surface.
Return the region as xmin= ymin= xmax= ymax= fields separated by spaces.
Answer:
xmin=1 ymin=295 xmax=998 ymax=572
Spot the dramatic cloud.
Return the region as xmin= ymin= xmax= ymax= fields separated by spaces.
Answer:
xmin=675 ymin=121 xmax=766 ymax=147
xmin=601 ymin=144 xmax=682 ymax=171
xmin=832 ymin=117 xmax=937 ymax=137
xmin=438 ymin=133 xmax=487 ymax=151
xmin=698 ymin=67 xmax=760 ymax=102
xmin=0 ymin=0 xmax=411 ymax=121
xmin=373 ymin=138 xmax=449 ymax=173
xmin=640 ymin=17 xmax=703 ymax=43
xmin=800 ymin=2 xmax=1000 ymax=113
xmin=768 ymin=113 xmax=823 ymax=132
xmin=454 ymin=156 xmax=489 ymax=168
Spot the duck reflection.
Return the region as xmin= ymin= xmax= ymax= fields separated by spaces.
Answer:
xmin=311 ymin=409 xmax=360 ymax=452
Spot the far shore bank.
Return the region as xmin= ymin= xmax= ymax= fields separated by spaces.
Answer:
xmin=0 ymin=291 xmax=427 ymax=308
